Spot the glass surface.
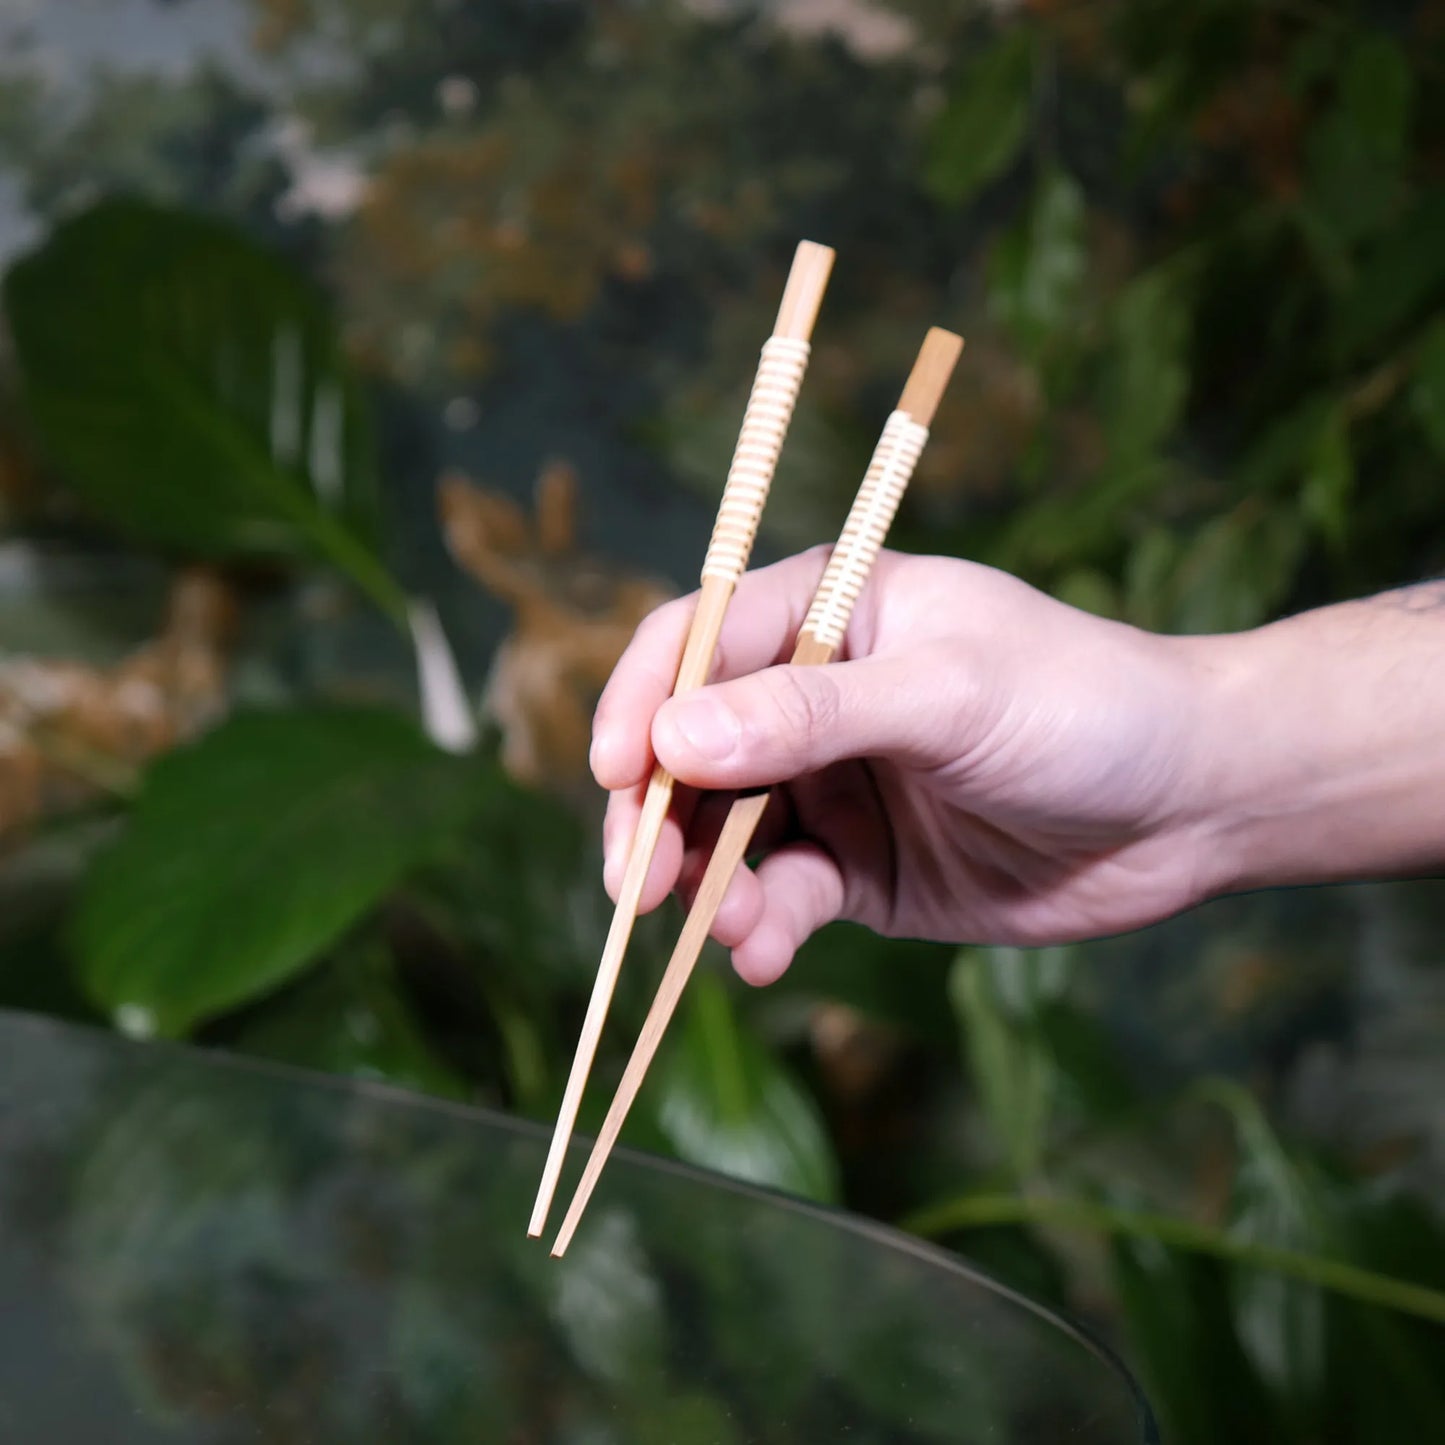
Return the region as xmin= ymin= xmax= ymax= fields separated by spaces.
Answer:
xmin=0 ymin=1009 xmax=1156 ymax=1443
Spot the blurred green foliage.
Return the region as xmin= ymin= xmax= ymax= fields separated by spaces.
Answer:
xmin=1 ymin=1 xmax=1445 ymax=1440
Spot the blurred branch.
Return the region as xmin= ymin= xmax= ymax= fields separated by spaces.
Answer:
xmin=903 ymin=1193 xmax=1445 ymax=1325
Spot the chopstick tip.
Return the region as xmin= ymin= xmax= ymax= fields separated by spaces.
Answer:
xmin=898 ymin=327 xmax=964 ymax=427
xmin=774 ymin=240 xmax=836 ymax=340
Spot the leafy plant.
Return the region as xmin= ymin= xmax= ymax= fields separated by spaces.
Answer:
xmin=3 ymin=198 xmax=402 ymax=619
xmin=0 ymin=193 xmax=841 ymax=1217
xmin=71 ymin=706 xmax=491 ymax=1037
xmin=653 ymin=970 xmax=839 ymax=1204
xmin=1 ymin=3 xmax=1444 ymax=1441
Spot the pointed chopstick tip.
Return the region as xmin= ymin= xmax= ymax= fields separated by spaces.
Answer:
xmin=898 ymin=327 xmax=964 ymax=428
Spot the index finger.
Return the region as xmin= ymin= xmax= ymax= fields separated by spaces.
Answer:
xmin=590 ymin=545 xmax=832 ymax=791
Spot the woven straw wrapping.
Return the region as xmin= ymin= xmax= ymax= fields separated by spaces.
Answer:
xmin=803 ymin=409 xmax=928 ymax=650
xmin=700 ymin=335 xmax=811 ymax=584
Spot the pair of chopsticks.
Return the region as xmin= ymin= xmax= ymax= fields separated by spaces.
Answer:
xmin=529 ymin=240 xmax=962 ymax=1255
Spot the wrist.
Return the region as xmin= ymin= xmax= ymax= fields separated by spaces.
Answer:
xmin=1174 ymin=626 xmax=1304 ymax=898
xmin=1175 ymin=597 xmax=1445 ymax=898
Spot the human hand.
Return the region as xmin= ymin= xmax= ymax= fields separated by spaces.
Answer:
xmin=589 ymin=546 xmax=1231 ymax=985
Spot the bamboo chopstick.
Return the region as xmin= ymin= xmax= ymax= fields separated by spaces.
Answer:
xmin=549 ymin=327 xmax=964 ymax=1258
xmin=528 ymin=240 xmax=836 ymax=1239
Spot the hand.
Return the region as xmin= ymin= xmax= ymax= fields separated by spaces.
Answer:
xmin=589 ymin=546 xmax=1227 ymax=985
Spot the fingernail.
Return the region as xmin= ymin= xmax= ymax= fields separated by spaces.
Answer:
xmin=669 ymin=698 xmax=739 ymax=762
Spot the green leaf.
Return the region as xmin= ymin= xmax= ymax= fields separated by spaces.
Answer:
xmin=234 ymin=942 xmax=470 ymax=1100
xmin=908 ymin=1184 xmax=1445 ymax=1445
xmin=1111 ymin=1229 xmax=1278 ymax=1445
xmin=1300 ymin=409 xmax=1353 ymax=547
xmin=1218 ymin=1090 xmax=1330 ymax=1424
xmin=949 ymin=946 xmax=1070 ymax=1181
xmin=987 ymin=166 xmax=1088 ymax=364
xmin=1124 ymin=526 xmax=1180 ymax=630
xmin=1333 ymin=190 xmax=1445 ymax=361
xmin=2 ymin=198 xmax=404 ymax=620
xmin=1235 ymin=396 xmax=1335 ymax=493
xmin=653 ymin=970 xmax=839 ymax=1203
xmin=1103 ymin=267 xmax=1193 ymax=465
xmin=1304 ymin=35 xmax=1412 ymax=245
xmin=1168 ymin=504 xmax=1305 ymax=633
xmin=1409 ymin=320 xmax=1445 ymax=460
xmin=1328 ymin=1187 xmax=1445 ymax=1434
xmin=924 ymin=28 xmax=1035 ymax=208
xmin=71 ymin=707 xmax=493 ymax=1036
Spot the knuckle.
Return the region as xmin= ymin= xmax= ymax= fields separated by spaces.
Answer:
xmin=763 ymin=668 xmax=839 ymax=753
xmin=800 ymin=541 xmax=833 ymax=587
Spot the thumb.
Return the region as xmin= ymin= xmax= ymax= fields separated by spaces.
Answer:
xmin=651 ymin=655 xmax=953 ymax=789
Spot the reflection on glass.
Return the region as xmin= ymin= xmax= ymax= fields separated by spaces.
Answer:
xmin=0 ymin=1010 xmax=1155 ymax=1442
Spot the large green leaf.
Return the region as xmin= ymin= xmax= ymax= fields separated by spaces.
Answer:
xmin=2 ymin=198 xmax=404 ymax=619
xmin=71 ymin=707 xmax=494 ymax=1036
xmin=924 ymin=28 xmax=1035 ymax=209
xmin=949 ymin=945 xmax=1071 ymax=1182
xmin=653 ymin=970 xmax=839 ymax=1203
xmin=987 ymin=166 xmax=1088 ymax=365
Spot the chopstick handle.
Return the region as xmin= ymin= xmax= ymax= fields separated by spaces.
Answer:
xmin=699 ymin=239 xmax=832 ymax=585
xmin=801 ymin=409 xmax=928 ymax=651
xmin=700 ymin=334 xmax=811 ymax=584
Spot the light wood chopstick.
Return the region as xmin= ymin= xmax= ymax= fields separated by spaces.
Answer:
xmin=549 ymin=327 xmax=964 ymax=1258
xmin=528 ymin=240 xmax=836 ymax=1238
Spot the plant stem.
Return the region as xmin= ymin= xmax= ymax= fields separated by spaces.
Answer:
xmin=902 ymin=1192 xmax=1445 ymax=1326
xmin=302 ymin=505 xmax=410 ymax=629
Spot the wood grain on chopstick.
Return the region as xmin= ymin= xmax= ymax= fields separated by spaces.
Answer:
xmin=528 ymin=240 xmax=835 ymax=1238
xmin=549 ymin=327 xmax=963 ymax=1258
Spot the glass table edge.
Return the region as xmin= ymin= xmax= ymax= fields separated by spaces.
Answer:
xmin=0 ymin=1006 xmax=1161 ymax=1441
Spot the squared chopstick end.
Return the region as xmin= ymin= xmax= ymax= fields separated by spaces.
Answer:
xmin=774 ymin=240 xmax=836 ymax=341
xmin=898 ymin=327 xmax=964 ymax=427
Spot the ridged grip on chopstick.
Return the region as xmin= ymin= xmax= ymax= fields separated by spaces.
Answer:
xmin=801 ymin=409 xmax=928 ymax=650
xmin=700 ymin=334 xmax=811 ymax=585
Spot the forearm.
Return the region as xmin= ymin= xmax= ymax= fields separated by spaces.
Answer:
xmin=1188 ymin=581 xmax=1445 ymax=895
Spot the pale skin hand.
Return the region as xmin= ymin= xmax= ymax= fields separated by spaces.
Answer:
xmin=589 ymin=548 xmax=1445 ymax=986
